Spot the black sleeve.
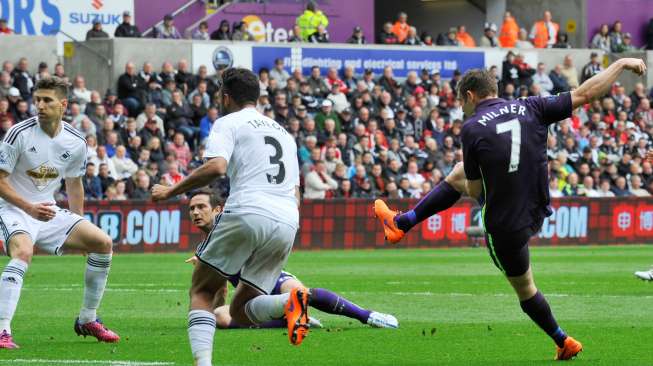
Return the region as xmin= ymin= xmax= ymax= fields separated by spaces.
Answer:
xmin=461 ymin=124 xmax=481 ymax=180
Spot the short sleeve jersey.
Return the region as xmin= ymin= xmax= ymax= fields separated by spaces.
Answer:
xmin=205 ymin=107 xmax=300 ymax=228
xmin=0 ymin=118 xmax=87 ymax=204
xmin=461 ymin=94 xmax=572 ymax=234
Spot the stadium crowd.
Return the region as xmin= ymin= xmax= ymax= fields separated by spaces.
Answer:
xmin=0 ymin=50 xmax=652 ymax=201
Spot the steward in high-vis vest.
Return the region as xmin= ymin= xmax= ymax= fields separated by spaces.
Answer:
xmin=529 ymin=10 xmax=559 ymax=48
xmin=296 ymin=1 xmax=329 ymax=41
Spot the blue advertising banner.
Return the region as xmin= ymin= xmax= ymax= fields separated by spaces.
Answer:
xmin=252 ymin=46 xmax=485 ymax=78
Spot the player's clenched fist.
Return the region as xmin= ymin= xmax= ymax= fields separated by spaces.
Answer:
xmin=26 ymin=202 xmax=56 ymax=222
xmin=620 ymin=58 xmax=647 ymax=76
xmin=151 ymin=184 xmax=173 ymax=202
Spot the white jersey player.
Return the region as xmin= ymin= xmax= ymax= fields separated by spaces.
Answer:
xmin=152 ymin=68 xmax=310 ymax=366
xmin=0 ymin=77 xmax=119 ymax=349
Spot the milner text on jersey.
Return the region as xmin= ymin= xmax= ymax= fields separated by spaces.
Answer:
xmin=477 ymin=103 xmax=527 ymax=126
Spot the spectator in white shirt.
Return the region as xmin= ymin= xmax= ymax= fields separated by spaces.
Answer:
xmin=72 ymin=75 xmax=92 ymax=111
xmin=630 ymin=175 xmax=651 ymax=196
xmin=403 ymin=161 xmax=425 ymax=198
xmin=583 ymin=176 xmax=599 ymax=197
xmin=549 ymin=176 xmax=563 ymax=198
xmin=532 ymin=62 xmax=554 ymax=96
xmin=327 ymin=83 xmax=350 ymax=113
xmin=304 ymin=160 xmax=338 ymax=199
xmin=90 ymin=145 xmax=118 ymax=180
xmin=111 ymin=145 xmax=138 ymax=180
xmin=596 ymin=179 xmax=616 ymax=197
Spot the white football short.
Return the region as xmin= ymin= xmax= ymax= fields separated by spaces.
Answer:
xmin=0 ymin=203 xmax=86 ymax=256
xmin=196 ymin=212 xmax=296 ymax=294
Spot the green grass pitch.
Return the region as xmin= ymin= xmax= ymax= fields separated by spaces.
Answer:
xmin=0 ymin=245 xmax=652 ymax=365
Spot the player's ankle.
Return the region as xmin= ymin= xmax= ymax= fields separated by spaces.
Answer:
xmin=194 ymin=350 xmax=212 ymax=366
xmin=79 ymin=308 xmax=97 ymax=324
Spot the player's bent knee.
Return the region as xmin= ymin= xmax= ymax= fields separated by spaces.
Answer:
xmin=229 ymin=307 xmax=252 ymax=326
xmin=8 ymin=235 xmax=34 ymax=263
xmin=214 ymin=306 xmax=231 ymax=329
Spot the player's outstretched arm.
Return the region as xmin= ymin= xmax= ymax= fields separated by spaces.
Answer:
xmin=151 ymin=157 xmax=227 ymax=201
xmin=0 ymin=170 xmax=55 ymax=221
xmin=571 ymin=58 xmax=646 ymax=109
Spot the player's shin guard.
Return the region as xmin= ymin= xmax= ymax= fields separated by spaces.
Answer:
xmin=79 ymin=253 xmax=111 ymax=324
xmin=244 ymin=293 xmax=290 ymax=324
xmin=0 ymin=259 xmax=28 ymax=334
xmin=308 ymin=288 xmax=371 ymax=324
xmin=188 ymin=310 xmax=216 ymax=366
xmin=520 ymin=291 xmax=567 ymax=347
xmin=395 ymin=181 xmax=461 ymax=232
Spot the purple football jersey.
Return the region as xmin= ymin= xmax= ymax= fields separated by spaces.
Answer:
xmin=461 ymin=94 xmax=572 ymax=234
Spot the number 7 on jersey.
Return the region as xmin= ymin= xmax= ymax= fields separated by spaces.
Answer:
xmin=496 ymin=118 xmax=521 ymax=173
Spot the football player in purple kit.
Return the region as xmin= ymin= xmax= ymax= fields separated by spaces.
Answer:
xmin=186 ymin=189 xmax=398 ymax=330
xmin=375 ymin=57 xmax=646 ymax=360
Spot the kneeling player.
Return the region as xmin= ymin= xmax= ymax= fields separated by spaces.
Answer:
xmin=0 ymin=78 xmax=119 ymax=349
xmin=186 ymin=190 xmax=398 ymax=329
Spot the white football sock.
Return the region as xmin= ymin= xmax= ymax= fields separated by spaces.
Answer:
xmin=79 ymin=253 xmax=111 ymax=324
xmin=0 ymin=258 xmax=28 ymax=334
xmin=188 ymin=309 xmax=216 ymax=366
xmin=244 ymin=293 xmax=290 ymax=324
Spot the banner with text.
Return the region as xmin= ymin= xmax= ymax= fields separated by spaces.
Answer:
xmin=251 ymin=46 xmax=486 ymax=79
xmin=1 ymin=197 xmax=650 ymax=254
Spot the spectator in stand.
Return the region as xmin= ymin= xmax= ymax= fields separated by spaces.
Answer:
xmin=630 ymin=175 xmax=650 ymax=196
xmin=155 ymin=14 xmax=182 ymax=39
xmin=392 ymin=12 xmax=410 ymax=44
xmin=211 ymin=20 xmax=231 ymax=40
xmin=499 ymin=11 xmax=519 ymax=48
xmin=552 ymin=32 xmax=571 ymax=48
xmin=83 ymin=163 xmax=103 ymax=200
xmin=347 ymin=26 xmax=366 ymax=44
xmin=117 ymin=61 xmax=143 ymax=117
xmin=192 ymin=21 xmax=210 ymax=40
xmin=0 ymin=18 xmax=13 ymax=34
xmin=112 ymin=145 xmax=138 ymax=180
xmin=288 ymin=24 xmax=303 ymax=42
xmin=72 ymin=75 xmax=92 ymax=111
xmin=436 ymin=27 xmax=458 ymax=47
xmin=231 ymin=21 xmax=254 ymax=41
xmin=456 ymin=25 xmax=475 ymax=47
xmin=378 ymin=22 xmax=399 ymax=44
xmin=308 ymin=24 xmax=329 ymax=43
xmin=115 ymin=11 xmax=140 ymax=38
xmin=0 ymin=71 xmax=12 ymax=99
xmin=614 ymin=33 xmax=636 ymax=53
xmin=549 ymin=176 xmax=563 ymax=198
xmin=612 ymin=176 xmax=631 ymax=196
xmin=512 ymin=28 xmax=533 ymax=49
xmin=591 ymin=24 xmax=611 ymax=53
xmin=11 ymin=58 xmax=33 ymax=103
xmin=166 ymin=90 xmax=196 ymax=146
xmin=550 ymin=64 xmax=570 ymax=94
xmin=532 ymin=62 xmax=554 ymax=96
xmin=530 ymin=10 xmax=558 ymax=48
xmin=161 ymin=160 xmax=185 ymax=187
xmin=86 ymin=20 xmax=109 ymax=40
xmin=403 ymin=161 xmax=425 ymax=197
xmin=167 ymin=132 xmax=192 ymax=170
xmin=561 ymin=54 xmax=579 ymax=88
xmin=595 ymin=179 xmax=615 ymax=197
xmin=609 ymin=21 xmax=624 ymax=53
xmin=296 ymin=1 xmax=329 ymax=41
xmin=304 ymin=160 xmax=338 ymax=199
xmin=479 ymin=23 xmax=499 ymax=47
xmin=315 ymin=99 xmax=340 ymax=132
xmin=403 ymin=27 xmax=422 ymax=46
xmin=581 ymin=52 xmax=603 ymax=83
xmin=269 ymin=58 xmax=290 ymax=89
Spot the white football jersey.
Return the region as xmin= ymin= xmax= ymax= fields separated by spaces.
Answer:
xmin=0 ymin=117 xmax=87 ymax=204
xmin=205 ymin=107 xmax=299 ymax=228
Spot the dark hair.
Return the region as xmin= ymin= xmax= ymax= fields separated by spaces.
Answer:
xmin=35 ymin=76 xmax=68 ymax=99
xmin=188 ymin=188 xmax=225 ymax=208
xmin=456 ymin=69 xmax=498 ymax=102
xmin=221 ymin=67 xmax=260 ymax=106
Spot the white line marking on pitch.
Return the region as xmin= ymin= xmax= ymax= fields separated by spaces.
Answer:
xmin=3 ymin=359 xmax=175 ymax=365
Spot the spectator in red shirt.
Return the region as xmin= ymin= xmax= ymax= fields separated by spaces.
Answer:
xmin=161 ymin=160 xmax=185 ymax=186
xmin=0 ymin=19 xmax=13 ymax=35
xmin=166 ymin=132 xmax=192 ymax=170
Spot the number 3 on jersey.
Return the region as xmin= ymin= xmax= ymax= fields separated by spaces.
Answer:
xmin=264 ymin=136 xmax=285 ymax=184
xmin=496 ymin=118 xmax=521 ymax=173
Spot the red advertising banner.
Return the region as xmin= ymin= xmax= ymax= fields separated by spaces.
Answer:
xmin=2 ymin=197 xmax=652 ymax=253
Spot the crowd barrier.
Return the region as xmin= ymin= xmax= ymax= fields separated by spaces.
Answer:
xmin=4 ymin=197 xmax=649 ymax=255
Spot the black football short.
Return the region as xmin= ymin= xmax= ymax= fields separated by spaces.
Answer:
xmin=484 ymin=223 xmax=539 ymax=277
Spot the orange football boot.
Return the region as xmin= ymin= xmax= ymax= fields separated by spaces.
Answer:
xmin=285 ymin=287 xmax=310 ymax=346
xmin=373 ymin=199 xmax=405 ymax=244
xmin=555 ymin=336 xmax=583 ymax=360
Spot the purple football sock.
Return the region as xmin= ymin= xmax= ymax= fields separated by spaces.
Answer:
xmin=520 ymin=291 xmax=567 ymax=347
xmin=395 ymin=180 xmax=461 ymax=232
xmin=227 ymin=318 xmax=286 ymax=329
xmin=308 ymin=288 xmax=371 ymax=324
